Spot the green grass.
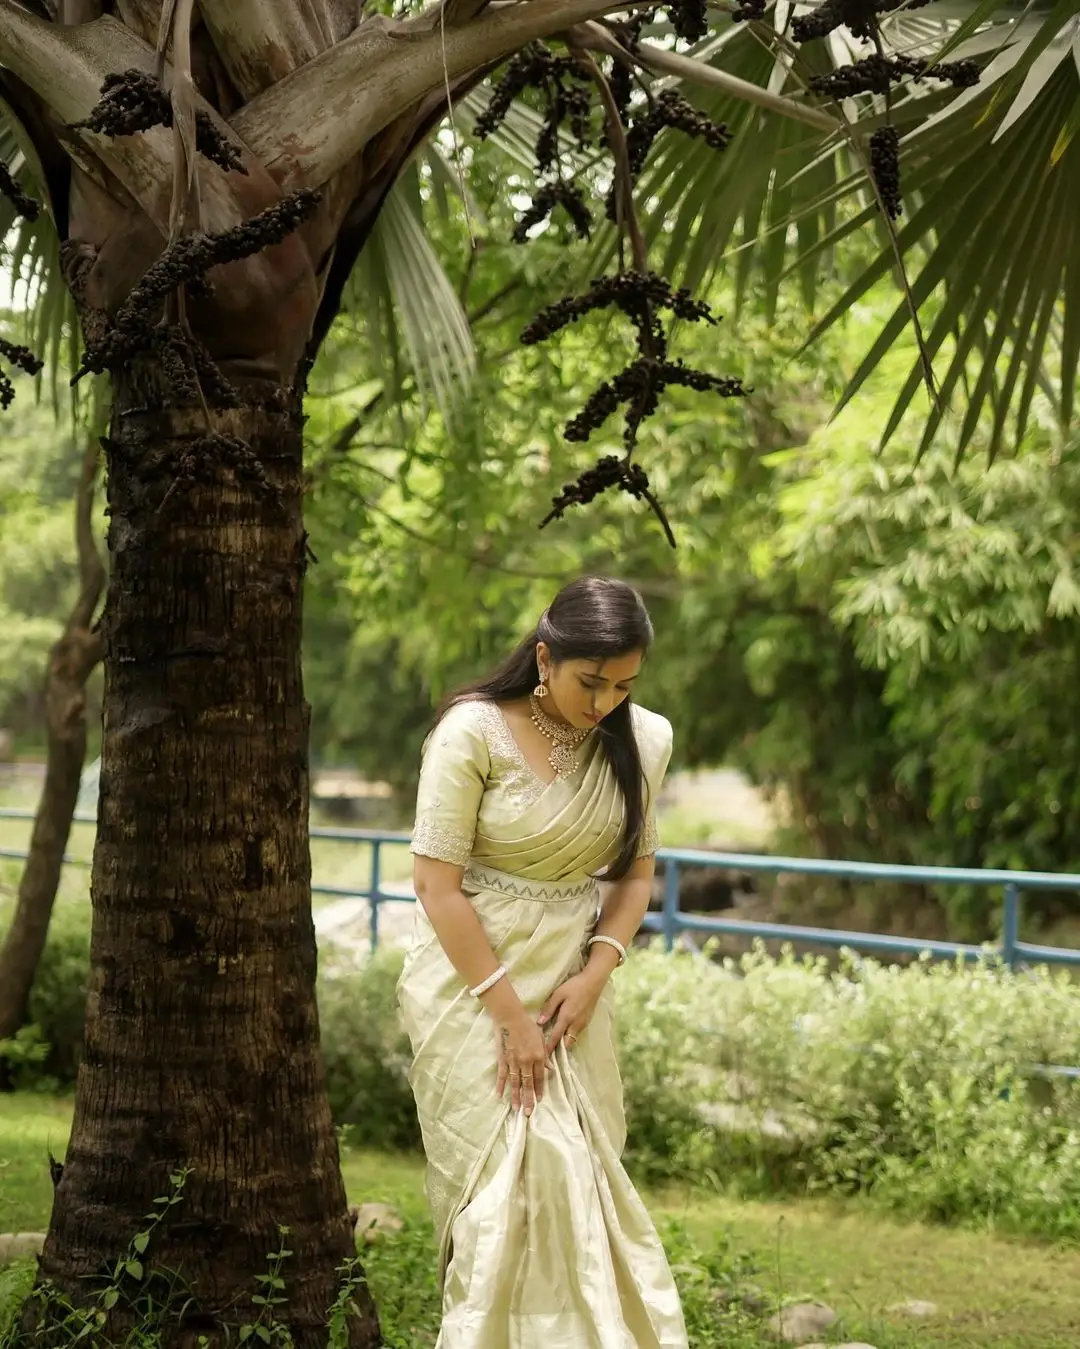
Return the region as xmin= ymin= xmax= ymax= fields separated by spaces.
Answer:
xmin=3 ymin=1096 xmax=1080 ymax=1346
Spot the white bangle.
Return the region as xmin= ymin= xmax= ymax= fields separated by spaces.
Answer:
xmin=469 ymin=965 xmax=508 ymax=998
xmin=587 ymin=934 xmax=627 ymax=966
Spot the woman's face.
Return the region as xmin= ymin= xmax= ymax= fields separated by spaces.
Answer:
xmin=537 ymin=644 xmax=644 ymax=729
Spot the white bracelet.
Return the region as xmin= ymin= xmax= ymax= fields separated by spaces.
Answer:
xmin=469 ymin=965 xmax=508 ymax=998
xmin=587 ymin=934 xmax=627 ymax=966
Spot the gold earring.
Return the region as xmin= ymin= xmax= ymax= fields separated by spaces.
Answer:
xmin=533 ymin=675 xmax=549 ymax=699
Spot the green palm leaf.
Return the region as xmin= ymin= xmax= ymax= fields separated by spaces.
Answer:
xmin=642 ymin=1 xmax=1080 ymax=454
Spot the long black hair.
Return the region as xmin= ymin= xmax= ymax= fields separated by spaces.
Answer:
xmin=441 ymin=576 xmax=655 ymax=880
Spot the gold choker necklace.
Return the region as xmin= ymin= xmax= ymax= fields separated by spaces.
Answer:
xmin=529 ymin=695 xmax=591 ymax=779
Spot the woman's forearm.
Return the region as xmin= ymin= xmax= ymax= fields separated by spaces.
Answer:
xmin=584 ymin=871 xmax=654 ymax=981
xmin=415 ymin=881 xmax=527 ymax=1024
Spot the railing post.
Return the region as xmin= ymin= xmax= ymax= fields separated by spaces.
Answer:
xmin=662 ymin=859 xmax=679 ymax=954
xmin=1002 ymin=883 xmax=1020 ymax=971
xmin=369 ymin=840 xmax=382 ymax=954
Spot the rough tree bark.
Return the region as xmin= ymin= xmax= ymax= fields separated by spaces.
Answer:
xmin=0 ymin=435 xmax=104 ymax=1064
xmin=34 ymin=379 xmax=378 ymax=1346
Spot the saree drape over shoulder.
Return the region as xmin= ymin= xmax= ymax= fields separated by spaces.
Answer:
xmin=397 ymin=700 xmax=688 ymax=1349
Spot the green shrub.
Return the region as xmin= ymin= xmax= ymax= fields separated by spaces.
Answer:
xmin=25 ymin=906 xmax=90 ymax=1088
xmin=620 ymin=944 xmax=1080 ymax=1238
xmin=9 ymin=892 xmax=1080 ymax=1241
xmin=0 ymin=1264 xmax=35 ymax=1342
xmin=0 ymin=899 xmax=89 ymax=1090
xmin=318 ymin=946 xmax=420 ymax=1150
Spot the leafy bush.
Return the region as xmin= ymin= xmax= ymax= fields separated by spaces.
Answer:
xmin=10 ymin=893 xmax=1080 ymax=1240
xmin=24 ymin=907 xmax=90 ymax=1089
xmin=618 ymin=945 xmax=1080 ymax=1238
xmin=0 ymin=1264 xmax=35 ymax=1343
xmin=318 ymin=945 xmax=420 ymax=1150
xmin=0 ymin=898 xmax=89 ymax=1090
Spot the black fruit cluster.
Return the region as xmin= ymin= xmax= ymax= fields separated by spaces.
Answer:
xmin=76 ymin=190 xmax=321 ymax=383
xmin=523 ymin=269 xmax=744 ymax=457
xmin=541 ymin=455 xmax=676 ymax=546
xmin=0 ymin=339 xmax=44 ymax=410
xmin=809 ymin=53 xmax=979 ymax=99
xmin=72 ymin=70 xmax=247 ymax=175
xmin=732 ymin=0 xmax=767 ymax=20
xmin=522 ymin=270 xmax=715 ymax=346
xmin=607 ymin=91 xmax=729 ymax=221
xmin=627 ymin=90 xmax=730 ymax=176
xmin=157 ymin=433 xmax=277 ymax=515
xmin=474 ymin=44 xmax=593 ymax=173
xmin=793 ymin=0 xmax=935 ymax=41
xmin=565 ymin=355 xmax=747 ymax=447
xmin=870 ymin=126 xmax=902 ymax=219
xmin=665 ymin=0 xmax=708 ymax=44
xmin=513 ymin=182 xmax=592 ymax=242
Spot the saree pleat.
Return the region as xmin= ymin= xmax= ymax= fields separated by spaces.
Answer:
xmin=399 ymin=701 xmax=687 ymax=1348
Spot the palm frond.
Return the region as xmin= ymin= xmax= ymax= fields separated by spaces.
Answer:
xmin=641 ymin=2 xmax=1079 ymax=453
xmin=0 ymin=98 xmax=80 ymax=417
xmin=345 ymin=174 xmax=475 ymax=422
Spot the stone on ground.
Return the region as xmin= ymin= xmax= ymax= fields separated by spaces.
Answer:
xmin=349 ymin=1201 xmax=405 ymax=1242
xmin=0 ymin=1233 xmax=45 ymax=1263
xmin=887 ymin=1298 xmax=938 ymax=1317
xmin=767 ymin=1301 xmax=838 ymax=1341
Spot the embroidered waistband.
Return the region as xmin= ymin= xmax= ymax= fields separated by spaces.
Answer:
xmin=462 ymin=862 xmax=599 ymax=904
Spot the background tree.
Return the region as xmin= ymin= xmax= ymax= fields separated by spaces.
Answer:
xmin=0 ymin=430 xmax=104 ymax=1074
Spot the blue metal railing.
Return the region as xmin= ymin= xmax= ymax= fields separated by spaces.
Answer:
xmin=3 ymin=807 xmax=1080 ymax=971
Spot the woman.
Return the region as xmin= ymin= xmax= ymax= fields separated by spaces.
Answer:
xmin=397 ymin=576 xmax=688 ymax=1348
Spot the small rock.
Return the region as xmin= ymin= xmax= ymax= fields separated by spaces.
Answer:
xmin=0 ymin=1233 xmax=45 ymax=1264
xmin=734 ymin=1281 xmax=770 ymax=1317
xmin=712 ymin=1280 xmax=770 ymax=1317
xmin=887 ymin=1298 xmax=938 ymax=1318
xmin=349 ymin=1202 xmax=404 ymax=1243
xmin=768 ymin=1302 xmax=838 ymax=1343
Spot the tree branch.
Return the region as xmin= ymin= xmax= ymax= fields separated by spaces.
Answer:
xmin=0 ymin=8 xmax=321 ymax=241
xmin=231 ymin=0 xmax=659 ymax=189
xmin=114 ymin=1 xmax=160 ymax=44
xmin=0 ymin=3 xmax=175 ymax=216
xmin=575 ymin=20 xmax=840 ymax=133
xmin=197 ymin=0 xmax=329 ymax=101
xmin=0 ymin=7 xmax=232 ymax=233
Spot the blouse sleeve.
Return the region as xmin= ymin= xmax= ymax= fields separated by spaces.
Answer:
xmin=636 ymin=711 xmax=674 ymax=859
xmin=410 ymin=702 xmax=491 ymax=866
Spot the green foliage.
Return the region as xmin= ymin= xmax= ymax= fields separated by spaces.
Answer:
xmin=621 ymin=946 xmax=1080 ymax=1239
xmin=0 ymin=1025 xmax=50 ymax=1092
xmin=0 ymin=1266 xmax=34 ymax=1344
xmin=0 ymin=386 xmax=103 ymax=745
xmin=325 ymin=944 xmax=1080 ymax=1242
xmin=1 ymin=898 xmax=90 ymax=1088
xmin=304 ymin=245 xmax=1080 ymax=934
xmin=19 ymin=897 xmax=1080 ymax=1242
xmin=318 ymin=948 xmax=420 ymax=1150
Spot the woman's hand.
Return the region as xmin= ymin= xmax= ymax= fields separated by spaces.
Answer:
xmin=494 ymin=1009 xmax=549 ymax=1116
xmin=538 ymin=968 xmax=607 ymax=1055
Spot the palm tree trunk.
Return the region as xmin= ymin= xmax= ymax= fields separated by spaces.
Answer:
xmin=0 ymin=437 xmax=104 ymax=1071
xmin=32 ymin=383 xmax=379 ymax=1348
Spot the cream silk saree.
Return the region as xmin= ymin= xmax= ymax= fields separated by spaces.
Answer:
xmin=397 ymin=699 xmax=688 ymax=1349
